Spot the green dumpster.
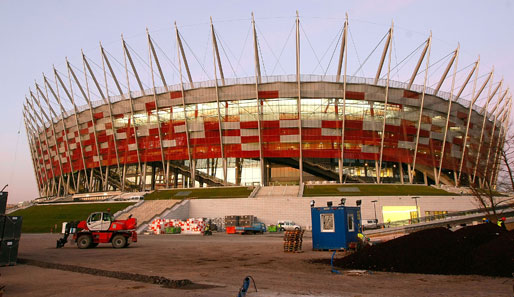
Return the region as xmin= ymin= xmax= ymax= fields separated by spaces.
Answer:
xmin=268 ymin=225 xmax=277 ymax=232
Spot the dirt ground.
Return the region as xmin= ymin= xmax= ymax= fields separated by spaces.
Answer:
xmin=0 ymin=232 xmax=512 ymax=297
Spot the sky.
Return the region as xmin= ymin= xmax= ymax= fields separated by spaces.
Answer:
xmin=1 ymin=0 xmax=513 ymax=204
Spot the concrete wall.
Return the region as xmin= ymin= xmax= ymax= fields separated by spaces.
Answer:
xmin=187 ymin=196 xmax=481 ymax=230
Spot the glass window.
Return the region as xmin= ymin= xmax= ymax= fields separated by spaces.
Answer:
xmin=90 ymin=213 xmax=101 ymax=222
xmin=102 ymin=213 xmax=113 ymax=221
xmin=348 ymin=213 xmax=355 ymax=232
xmin=320 ymin=213 xmax=335 ymax=232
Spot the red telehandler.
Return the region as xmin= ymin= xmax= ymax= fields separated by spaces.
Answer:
xmin=56 ymin=212 xmax=137 ymax=249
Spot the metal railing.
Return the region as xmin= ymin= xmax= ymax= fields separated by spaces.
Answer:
xmin=38 ymin=74 xmax=501 ymax=133
xmin=366 ymin=203 xmax=514 ymax=230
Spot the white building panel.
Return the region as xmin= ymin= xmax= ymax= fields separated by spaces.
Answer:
xmin=223 ymin=136 xmax=241 ymax=144
xmin=321 ymin=128 xmax=339 ymax=136
xmin=116 ymin=132 xmax=127 ymax=140
xmin=280 ymin=120 xmax=298 ymax=128
xmin=190 ymin=131 xmax=206 ymax=139
xmin=363 ymin=120 xmax=381 ymax=131
xmin=280 ymin=135 xmax=300 ymax=143
xmin=163 ymin=140 xmax=177 ymax=148
xmin=418 ymin=137 xmax=429 ymax=145
xmin=174 ymin=124 xmax=186 ymax=133
xmin=361 ymin=145 xmax=379 ymax=153
xmin=241 ymin=129 xmax=259 ymax=136
xmin=398 ymin=141 xmax=415 ymax=150
xmin=302 ymin=119 xmax=322 ymax=128
xmin=242 ymin=143 xmax=259 ymax=151
xmin=188 ymin=120 xmax=205 ymax=132
xmin=222 ymin=122 xmax=240 ymax=130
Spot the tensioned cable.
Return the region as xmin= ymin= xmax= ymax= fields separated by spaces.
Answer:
xmin=428 ymin=55 xmax=454 ymax=88
xmin=69 ymin=62 xmax=102 ymax=101
xmin=255 ymin=24 xmax=287 ymax=75
xmin=31 ymin=79 xmax=60 ymax=111
xmin=124 ymin=43 xmax=152 ymax=89
xmin=348 ymin=27 xmax=364 ymax=77
xmin=151 ymin=37 xmax=181 ymax=75
xmin=216 ymin=27 xmax=251 ymax=78
xmin=260 ymin=22 xmax=295 ymax=75
xmin=412 ymin=51 xmax=454 ymax=80
xmin=86 ymin=57 xmax=118 ymax=98
xmin=351 ymin=30 xmax=388 ymax=77
xmin=270 ymin=22 xmax=295 ymax=75
xmin=180 ymin=31 xmax=212 ymax=80
xmin=380 ymin=39 xmax=426 ymax=80
xmin=215 ymin=30 xmax=239 ymax=78
xmin=256 ymin=34 xmax=267 ymax=77
xmin=200 ymin=29 xmax=211 ymax=80
xmin=449 ymin=62 xmax=477 ymax=97
xmin=322 ymin=26 xmax=344 ymax=77
xmin=299 ymin=22 xmax=323 ymax=74
xmin=212 ymin=28 xmax=241 ymax=77
xmin=104 ymin=49 xmax=139 ymax=91
xmin=392 ymin=35 xmax=400 ymax=81
xmin=52 ymin=70 xmax=88 ymax=109
xmin=235 ymin=24 xmax=252 ymax=77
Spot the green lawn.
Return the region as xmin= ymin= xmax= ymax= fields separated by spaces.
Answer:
xmin=145 ymin=186 xmax=254 ymax=200
xmin=303 ymin=184 xmax=454 ymax=197
xmin=10 ymin=202 xmax=135 ymax=233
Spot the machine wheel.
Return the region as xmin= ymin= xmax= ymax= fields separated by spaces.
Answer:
xmin=295 ymin=227 xmax=300 ymax=230
xmin=112 ymin=234 xmax=127 ymax=248
xmin=77 ymin=235 xmax=92 ymax=249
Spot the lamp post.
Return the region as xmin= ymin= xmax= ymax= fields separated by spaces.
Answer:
xmin=371 ymin=200 xmax=378 ymax=227
xmin=412 ymin=196 xmax=420 ymax=223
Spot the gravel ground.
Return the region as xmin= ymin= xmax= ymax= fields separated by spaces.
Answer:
xmin=0 ymin=232 xmax=512 ymax=296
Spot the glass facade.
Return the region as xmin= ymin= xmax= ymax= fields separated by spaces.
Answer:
xmin=30 ymin=82 xmax=505 ymax=191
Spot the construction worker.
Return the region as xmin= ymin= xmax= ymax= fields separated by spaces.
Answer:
xmin=497 ymin=217 xmax=507 ymax=230
xmin=357 ymin=232 xmax=370 ymax=249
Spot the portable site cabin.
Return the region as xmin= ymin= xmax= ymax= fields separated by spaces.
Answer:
xmin=311 ymin=203 xmax=361 ymax=250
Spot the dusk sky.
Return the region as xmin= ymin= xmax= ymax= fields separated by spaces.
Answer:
xmin=1 ymin=0 xmax=513 ymax=204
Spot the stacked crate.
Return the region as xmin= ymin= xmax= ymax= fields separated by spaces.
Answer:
xmin=283 ymin=230 xmax=304 ymax=253
xmin=0 ymin=192 xmax=22 ymax=266
xmin=224 ymin=215 xmax=240 ymax=227
xmin=239 ymin=215 xmax=255 ymax=227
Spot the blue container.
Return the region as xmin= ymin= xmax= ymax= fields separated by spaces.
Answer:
xmin=311 ymin=205 xmax=361 ymax=250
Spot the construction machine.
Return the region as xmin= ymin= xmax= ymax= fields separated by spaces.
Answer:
xmin=56 ymin=212 xmax=137 ymax=249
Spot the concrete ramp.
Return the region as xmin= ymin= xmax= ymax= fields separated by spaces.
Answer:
xmin=255 ymin=185 xmax=299 ymax=197
xmin=117 ymin=200 xmax=179 ymax=227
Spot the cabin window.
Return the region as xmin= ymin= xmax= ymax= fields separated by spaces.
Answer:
xmin=320 ymin=213 xmax=335 ymax=232
xmin=348 ymin=213 xmax=355 ymax=232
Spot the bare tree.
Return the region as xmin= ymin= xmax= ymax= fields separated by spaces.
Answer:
xmin=469 ymin=181 xmax=513 ymax=223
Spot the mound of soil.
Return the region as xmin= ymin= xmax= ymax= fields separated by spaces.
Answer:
xmin=329 ymin=223 xmax=512 ymax=277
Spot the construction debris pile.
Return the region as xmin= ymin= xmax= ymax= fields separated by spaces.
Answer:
xmin=284 ymin=230 xmax=305 ymax=252
xmin=330 ymin=223 xmax=513 ymax=277
xmin=149 ymin=218 xmax=206 ymax=235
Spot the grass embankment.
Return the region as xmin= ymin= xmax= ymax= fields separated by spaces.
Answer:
xmin=303 ymin=184 xmax=453 ymax=197
xmin=145 ymin=186 xmax=254 ymax=200
xmin=11 ymin=202 xmax=134 ymax=233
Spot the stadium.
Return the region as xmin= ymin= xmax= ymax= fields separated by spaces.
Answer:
xmin=22 ymin=15 xmax=511 ymax=198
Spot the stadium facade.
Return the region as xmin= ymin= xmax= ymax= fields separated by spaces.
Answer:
xmin=23 ymin=15 xmax=512 ymax=197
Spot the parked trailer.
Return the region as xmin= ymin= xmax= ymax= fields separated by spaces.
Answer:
xmin=236 ymin=222 xmax=266 ymax=235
